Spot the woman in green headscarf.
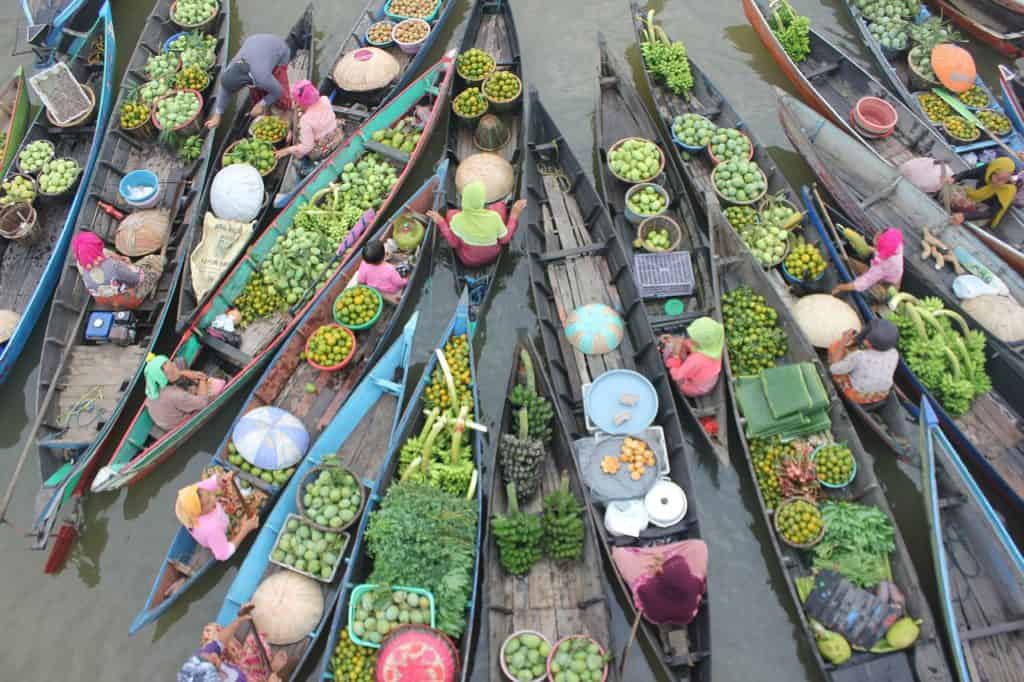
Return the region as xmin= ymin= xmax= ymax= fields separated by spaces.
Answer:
xmin=659 ymin=317 xmax=725 ymax=397
xmin=144 ymin=355 xmax=222 ymax=430
xmin=426 ymin=181 xmax=526 ymax=268
xmin=951 ymin=156 xmax=1020 ymax=229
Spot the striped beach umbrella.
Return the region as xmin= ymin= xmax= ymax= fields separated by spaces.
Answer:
xmin=232 ymin=406 xmax=309 ymax=471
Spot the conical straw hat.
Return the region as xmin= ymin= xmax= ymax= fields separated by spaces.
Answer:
xmin=252 ymin=571 xmax=324 ymax=645
xmin=333 ymin=47 xmax=400 ymax=92
xmin=454 ymin=152 xmax=514 ymax=204
xmin=792 ymin=294 xmax=862 ymax=348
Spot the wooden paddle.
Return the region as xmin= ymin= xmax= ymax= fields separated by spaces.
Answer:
xmin=932 ymin=88 xmax=1021 ymax=159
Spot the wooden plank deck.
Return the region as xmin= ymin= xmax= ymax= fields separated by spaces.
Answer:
xmin=955 ymin=392 xmax=1024 ymax=501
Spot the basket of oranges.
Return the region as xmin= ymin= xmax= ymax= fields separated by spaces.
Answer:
xmin=333 ymin=285 xmax=383 ymax=330
xmin=305 ymin=324 xmax=357 ymax=371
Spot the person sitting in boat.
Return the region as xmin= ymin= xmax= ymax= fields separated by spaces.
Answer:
xmin=206 ymin=34 xmax=294 ymax=130
xmin=950 ymin=156 xmax=1021 ymax=229
xmin=425 ymin=181 xmax=526 ymax=268
xmin=72 ymin=231 xmax=164 ymax=305
xmin=179 ymin=603 xmax=289 ymax=682
xmin=175 ymin=471 xmax=259 ymax=564
xmin=274 ymin=80 xmax=342 ymax=163
xmin=659 ymin=317 xmax=725 ymax=398
xmin=830 ymin=227 xmax=903 ymax=299
xmin=828 ymin=318 xmax=899 ymax=406
xmin=145 ymin=355 xmax=224 ymax=432
xmin=355 ymin=239 xmax=408 ymax=305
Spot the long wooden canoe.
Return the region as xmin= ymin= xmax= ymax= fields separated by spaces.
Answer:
xmin=920 ymin=397 xmax=1024 ymax=681
xmin=314 ymin=290 xmax=484 ymax=681
xmin=0 ymin=10 xmax=114 ymax=384
xmin=91 ymin=55 xmax=456 ymax=494
xmin=30 ymin=0 xmax=226 ymax=549
xmin=214 ymin=317 xmax=420 ymax=682
xmin=435 ymin=0 xmax=525 ymax=321
xmin=923 ymin=0 xmax=1024 ymax=58
xmin=526 ymin=89 xmax=711 ymax=682
xmin=744 ymin=0 xmax=1024 ymax=275
xmin=479 ymin=338 xmax=616 ymax=680
xmin=777 ymin=93 xmax=1024 ymax=416
xmin=713 ymin=198 xmax=953 ymax=682
xmin=0 ymin=67 xmax=30 ymax=176
xmin=1001 ymin=62 xmax=1024 ymax=135
xmin=594 ymin=34 xmax=728 ymax=465
xmin=174 ymin=5 xmax=314 ymax=332
xmin=841 ymin=3 xmax=1024 ymax=157
xmin=804 ymin=187 xmax=1024 ymax=514
xmin=127 ymin=164 xmax=443 ymax=634
xmin=21 ymin=0 xmax=95 ymax=51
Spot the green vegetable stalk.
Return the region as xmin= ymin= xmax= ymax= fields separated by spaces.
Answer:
xmin=639 ymin=10 xmax=694 ymax=97
xmin=769 ymin=0 xmax=812 ymax=63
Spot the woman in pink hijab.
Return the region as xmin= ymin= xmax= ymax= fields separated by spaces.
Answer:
xmin=72 ymin=231 xmax=164 ymax=305
xmin=274 ymin=80 xmax=342 ymax=163
xmin=832 ymin=227 xmax=903 ymax=298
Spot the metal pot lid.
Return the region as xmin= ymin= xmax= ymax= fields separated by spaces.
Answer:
xmin=603 ymin=498 xmax=649 ymax=537
xmin=644 ymin=478 xmax=688 ymax=527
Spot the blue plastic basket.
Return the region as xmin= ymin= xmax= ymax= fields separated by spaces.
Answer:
xmin=348 ymin=584 xmax=436 ymax=648
xmin=811 ymin=443 xmax=857 ymax=489
xmin=384 ymin=0 xmax=441 ymax=23
xmin=670 ymin=113 xmax=714 ymax=153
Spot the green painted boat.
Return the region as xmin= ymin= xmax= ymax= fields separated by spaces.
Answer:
xmin=0 ymin=67 xmax=30 ymax=176
xmin=89 ymin=54 xmax=456 ymax=494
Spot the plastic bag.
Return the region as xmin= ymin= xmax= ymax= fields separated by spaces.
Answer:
xmin=952 ymin=274 xmax=999 ymax=300
xmin=898 ymin=157 xmax=954 ymax=194
xmin=210 ymin=164 xmax=264 ymax=222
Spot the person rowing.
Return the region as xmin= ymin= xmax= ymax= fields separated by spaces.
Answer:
xmin=659 ymin=317 xmax=725 ymax=398
xmin=828 ymin=318 xmax=900 ymax=406
xmin=830 ymin=227 xmax=903 ymax=300
xmin=425 ymin=181 xmax=526 ymax=268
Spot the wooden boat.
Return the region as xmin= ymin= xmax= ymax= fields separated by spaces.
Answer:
xmin=923 ymin=0 xmax=1024 ymax=58
xmin=920 ymin=397 xmax=1024 ymax=682
xmin=1000 ymin=63 xmax=1024 ymax=135
xmin=213 ymin=316 xmax=420 ymax=682
xmin=174 ymin=6 xmax=313 ymax=332
xmin=594 ymin=34 xmax=728 ymax=464
xmin=435 ymin=0 xmax=524 ymax=320
xmin=127 ymin=164 xmax=443 ymax=634
xmin=0 ymin=10 xmax=114 ymax=384
xmin=777 ymin=93 xmax=1024 ymax=417
xmin=748 ymin=0 xmax=1024 ymax=281
xmin=712 ymin=199 xmax=953 ymax=682
xmin=29 ymin=0 xmax=226 ymax=549
xmin=21 ymin=0 xmax=98 ymax=51
xmin=0 ymin=67 xmax=30 ymax=175
xmin=841 ymin=3 xmax=1024 ymax=161
xmin=629 ymin=3 xmax=799 ymax=219
xmin=804 ymin=187 xmax=1024 ymax=515
xmin=526 ymin=89 xmax=711 ymax=682
xmin=479 ymin=338 xmax=616 ymax=680
xmin=314 ymin=290 xmax=484 ymax=681
xmin=91 ymin=55 xmax=456 ymax=494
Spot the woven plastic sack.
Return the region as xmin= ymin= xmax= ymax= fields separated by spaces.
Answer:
xmin=190 ymin=212 xmax=254 ymax=302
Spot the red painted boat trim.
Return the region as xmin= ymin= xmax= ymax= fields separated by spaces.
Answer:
xmin=923 ymin=0 xmax=1024 ymax=58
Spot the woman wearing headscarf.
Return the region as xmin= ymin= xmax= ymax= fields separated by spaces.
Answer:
xmin=831 ymin=227 xmax=903 ymax=298
xmin=178 ymin=603 xmax=289 ymax=682
xmin=175 ymin=470 xmax=259 ymax=563
xmin=425 ymin=181 xmax=526 ymax=268
xmin=951 ymin=156 xmax=1021 ymax=229
xmin=72 ymin=232 xmax=164 ymax=304
xmin=829 ymin=318 xmax=900 ymax=405
xmin=659 ymin=317 xmax=724 ymax=398
xmin=145 ymin=355 xmax=223 ymax=431
xmin=274 ymin=80 xmax=342 ymax=163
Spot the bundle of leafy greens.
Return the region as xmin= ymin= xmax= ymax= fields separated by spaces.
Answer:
xmin=769 ymin=0 xmax=811 ymax=63
xmin=364 ymin=481 xmax=478 ymax=638
xmin=639 ymin=10 xmax=694 ymax=97
xmin=888 ymin=294 xmax=990 ymax=416
xmin=812 ymin=501 xmax=895 ymax=588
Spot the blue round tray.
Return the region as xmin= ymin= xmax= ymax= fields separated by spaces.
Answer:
xmin=584 ymin=369 xmax=658 ymax=435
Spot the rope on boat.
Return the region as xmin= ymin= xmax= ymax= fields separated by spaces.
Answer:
xmin=537 ymin=141 xmax=571 ymax=192
xmin=55 ymin=387 xmax=106 ymax=433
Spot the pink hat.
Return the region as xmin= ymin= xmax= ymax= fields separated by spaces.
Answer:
xmin=291 ymin=79 xmax=319 ymax=108
xmin=875 ymin=228 xmax=903 ymax=260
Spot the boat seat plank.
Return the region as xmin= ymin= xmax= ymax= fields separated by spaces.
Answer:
xmin=239 ymin=312 xmax=289 ymax=356
xmin=960 ymin=619 xmax=1024 ymax=642
xmin=954 ymin=393 xmax=1024 ymax=500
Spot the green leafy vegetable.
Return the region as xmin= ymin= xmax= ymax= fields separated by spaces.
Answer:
xmin=812 ymin=501 xmax=895 ymax=588
xmin=769 ymin=0 xmax=811 ymax=63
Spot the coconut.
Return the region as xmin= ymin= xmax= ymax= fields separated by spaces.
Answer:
xmin=115 ymin=209 xmax=171 ymax=256
xmin=251 ymin=571 xmax=324 ymax=645
xmin=961 ymin=294 xmax=1024 ymax=343
xmin=454 ymin=152 xmax=514 ymax=204
xmin=791 ymin=294 xmax=863 ymax=348
xmin=332 ymin=47 xmax=400 ymax=92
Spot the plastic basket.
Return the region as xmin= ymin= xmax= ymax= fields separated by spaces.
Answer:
xmin=268 ymin=513 xmax=349 ymax=583
xmin=384 ymin=0 xmax=441 ymax=23
xmin=773 ymin=496 xmax=825 ymax=549
xmin=607 ymin=136 xmax=665 ymax=185
xmin=851 ymin=97 xmax=897 ymax=137
xmin=365 ymin=20 xmax=396 ymax=47
xmin=392 ymin=19 xmax=431 ymax=55
xmin=170 ymin=0 xmax=220 ymax=31
xmin=37 ymin=160 xmax=81 ymax=198
xmin=712 ymin=165 xmax=767 ymax=206
xmin=333 ymin=285 xmax=383 ymax=330
xmin=222 ymin=139 xmax=279 ymax=177
xmin=633 ymin=250 xmax=694 ymax=298
xmin=163 ymin=31 xmax=188 ymax=53
xmin=624 ymin=182 xmax=669 ymax=226
xmin=500 ymin=630 xmax=550 ymax=682
xmin=304 ymin=324 xmax=357 ymax=371
xmin=811 ymin=443 xmax=857 ymax=489
xmin=28 ymin=62 xmax=93 ymax=127
xmin=295 ymin=463 xmax=365 ymax=532
xmin=670 ymin=114 xmax=714 ymax=152
xmin=151 ymin=89 xmax=205 ymax=137
xmin=546 ymin=636 xmax=609 ymax=682
xmin=637 ymin=215 xmax=682 ymax=253
xmin=348 ymin=583 xmax=436 ymax=648
xmin=482 ymin=71 xmax=522 ymax=112
xmin=16 ymin=140 xmax=54 ymax=175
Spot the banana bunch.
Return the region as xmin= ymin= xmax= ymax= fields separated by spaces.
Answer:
xmin=491 ymin=482 xmax=543 ymax=576
xmin=541 ymin=472 xmax=584 ymax=562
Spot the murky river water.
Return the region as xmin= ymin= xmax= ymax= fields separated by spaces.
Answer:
xmin=0 ymin=0 xmax=1013 ymax=679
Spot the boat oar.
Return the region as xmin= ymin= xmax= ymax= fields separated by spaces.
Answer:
xmin=932 ymin=88 xmax=1021 ymax=159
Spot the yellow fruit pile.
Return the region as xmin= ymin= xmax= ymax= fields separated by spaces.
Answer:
xmin=305 ymin=325 xmax=354 ymax=368
xmin=424 ymin=334 xmax=472 ymax=410
xmin=776 ymin=498 xmax=823 ymax=545
xmin=784 ymin=237 xmax=827 ymax=281
xmin=335 ymin=286 xmax=380 ymax=328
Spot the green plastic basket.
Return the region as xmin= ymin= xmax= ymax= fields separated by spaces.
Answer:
xmin=333 ymin=285 xmax=383 ymax=330
xmin=347 ymin=583 xmax=436 ymax=648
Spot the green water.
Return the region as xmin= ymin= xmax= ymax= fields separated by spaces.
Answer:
xmin=0 ymin=1 xmax=1013 ymax=680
